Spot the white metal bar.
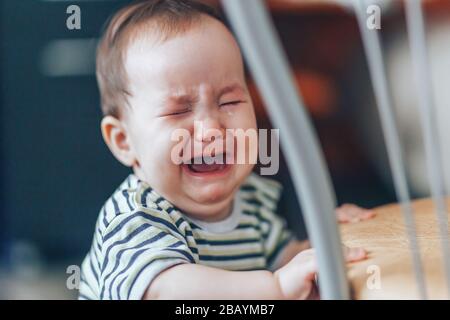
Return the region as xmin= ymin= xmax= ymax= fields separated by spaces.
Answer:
xmin=405 ymin=0 xmax=450 ymax=297
xmin=352 ymin=0 xmax=427 ymax=299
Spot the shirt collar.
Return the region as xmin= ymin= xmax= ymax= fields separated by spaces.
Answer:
xmin=129 ymin=173 xmax=242 ymax=233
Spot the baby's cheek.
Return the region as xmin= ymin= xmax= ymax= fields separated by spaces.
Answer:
xmin=138 ymin=135 xmax=174 ymax=171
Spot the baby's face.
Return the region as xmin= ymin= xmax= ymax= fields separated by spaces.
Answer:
xmin=122 ymin=17 xmax=257 ymax=221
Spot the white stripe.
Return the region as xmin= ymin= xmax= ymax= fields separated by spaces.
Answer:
xmin=196 ymin=242 xmax=262 ymax=255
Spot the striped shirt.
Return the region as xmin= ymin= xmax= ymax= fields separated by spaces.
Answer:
xmin=78 ymin=173 xmax=295 ymax=300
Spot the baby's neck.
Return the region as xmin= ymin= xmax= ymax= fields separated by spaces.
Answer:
xmin=184 ymin=199 xmax=240 ymax=234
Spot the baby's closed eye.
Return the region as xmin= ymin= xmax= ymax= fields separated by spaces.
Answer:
xmin=219 ymin=100 xmax=244 ymax=107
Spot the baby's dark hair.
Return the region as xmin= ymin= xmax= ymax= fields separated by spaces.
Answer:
xmin=96 ymin=0 xmax=223 ymax=117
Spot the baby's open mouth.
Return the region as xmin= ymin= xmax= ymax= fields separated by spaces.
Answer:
xmin=183 ymin=154 xmax=231 ymax=174
xmin=188 ymin=162 xmax=227 ymax=173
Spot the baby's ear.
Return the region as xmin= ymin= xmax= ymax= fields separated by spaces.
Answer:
xmin=101 ymin=115 xmax=135 ymax=167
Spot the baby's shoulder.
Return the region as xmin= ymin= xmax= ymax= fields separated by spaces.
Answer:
xmin=99 ymin=174 xmax=141 ymax=224
xmin=97 ymin=174 xmax=187 ymax=237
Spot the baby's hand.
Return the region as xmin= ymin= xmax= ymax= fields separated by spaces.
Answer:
xmin=336 ymin=203 xmax=375 ymax=223
xmin=274 ymin=246 xmax=367 ymax=300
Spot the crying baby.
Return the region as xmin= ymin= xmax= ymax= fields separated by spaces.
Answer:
xmin=79 ymin=0 xmax=374 ymax=300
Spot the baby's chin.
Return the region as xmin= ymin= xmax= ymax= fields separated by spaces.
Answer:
xmin=180 ymin=169 xmax=239 ymax=205
xmin=176 ymin=163 xmax=253 ymax=217
xmin=181 ymin=187 xmax=236 ymax=222
xmin=184 ymin=179 xmax=235 ymax=205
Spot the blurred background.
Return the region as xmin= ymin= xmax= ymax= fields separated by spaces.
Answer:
xmin=1 ymin=0 xmax=450 ymax=299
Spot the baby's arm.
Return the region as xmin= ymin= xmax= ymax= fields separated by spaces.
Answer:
xmin=143 ymin=246 xmax=366 ymax=300
xmin=143 ymin=204 xmax=373 ymax=300
xmin=144 ymin=264 xmax=284 ymax=300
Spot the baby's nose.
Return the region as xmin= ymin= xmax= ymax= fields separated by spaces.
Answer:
xmin=194 ymin=118 xmax=223 ymax=142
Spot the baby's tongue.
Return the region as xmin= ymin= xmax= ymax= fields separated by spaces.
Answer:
xmin=189 ymin=163 xmax=223 ymax=173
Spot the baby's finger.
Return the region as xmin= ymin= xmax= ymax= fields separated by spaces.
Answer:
xmin=302 ymin=257 xmax=318 ymax=281
xmin=294 ymin=249 xmax=318 ymax=280
xmin=336 ymin=204 xmax=375 ymax=223
xmin=336 ymin=204 xmax=358 ymax=222
xmin=360 ymin=209 xmax=376 ymax=220
xmin=344 ymin=246 xmax=367 ymax=262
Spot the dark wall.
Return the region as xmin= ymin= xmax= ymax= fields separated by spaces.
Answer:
xmin=1 ymin=0 xmax=131 ymax=263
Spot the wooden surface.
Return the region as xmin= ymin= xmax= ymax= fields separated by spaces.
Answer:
xmin=340 ymin=198 xmax=450 ymax=299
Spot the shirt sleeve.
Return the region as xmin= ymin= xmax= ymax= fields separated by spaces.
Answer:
xmin=99 ymin=209 xmax=195 ymax=300
xmin=79 ymin=251 xmax=101 ymax=300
